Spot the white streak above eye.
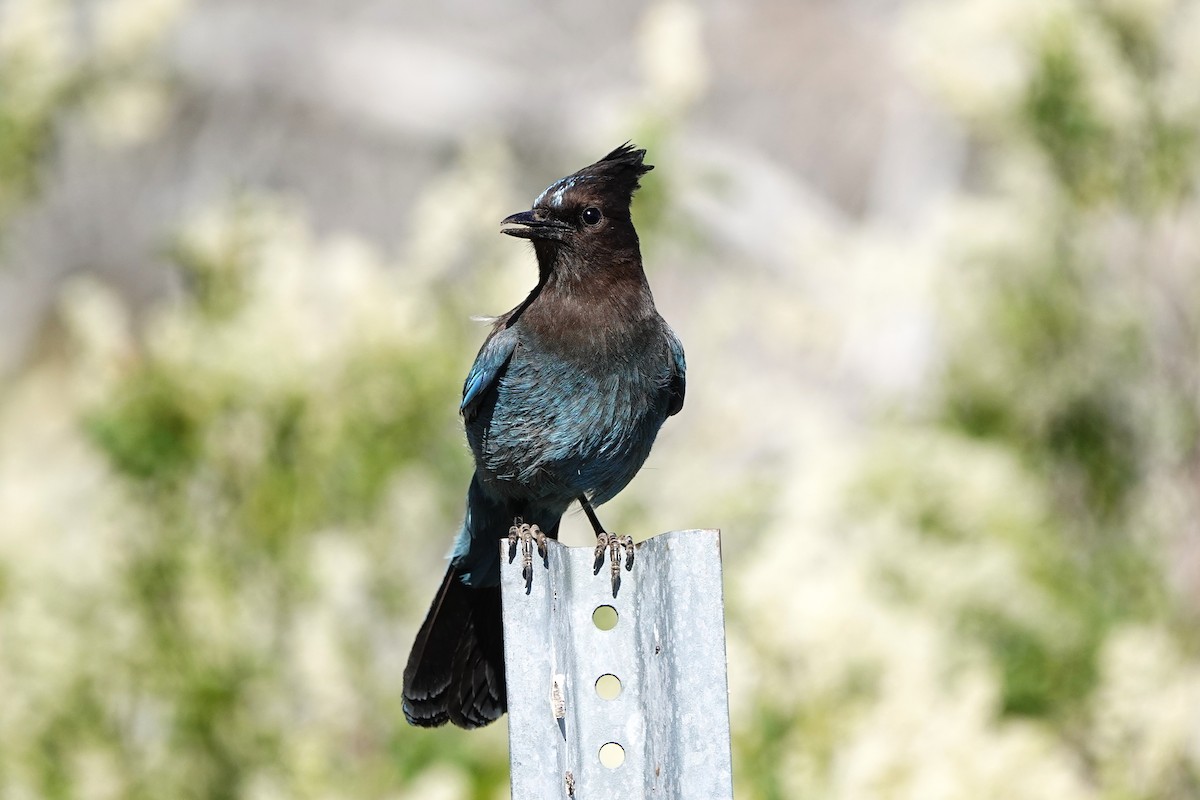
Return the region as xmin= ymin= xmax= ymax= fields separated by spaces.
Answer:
xmin=534 ymin=177 xmax=580 ymax=210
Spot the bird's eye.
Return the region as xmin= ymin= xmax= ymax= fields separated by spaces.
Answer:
xmin=581 ymin=206 xmax=603 ymax=226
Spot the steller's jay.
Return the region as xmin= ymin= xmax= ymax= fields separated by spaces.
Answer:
xmin=401 ymin=144 xmax=686 ymax=729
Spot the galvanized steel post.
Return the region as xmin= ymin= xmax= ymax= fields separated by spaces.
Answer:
xmin=500 ymin=529 xmax=733 ymax=799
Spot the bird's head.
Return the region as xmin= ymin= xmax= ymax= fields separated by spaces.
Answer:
xmin=501 ymin=143 xmax=653 ymax=279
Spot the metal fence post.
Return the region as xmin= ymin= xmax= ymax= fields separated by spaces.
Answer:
xmin=500 ymin=529 xmax=733 ymax=799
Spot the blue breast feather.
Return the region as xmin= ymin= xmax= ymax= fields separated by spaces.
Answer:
xmin=461 ymin=327 xmax=518 ymax=422
xmin=464 ymin=336 xmax=677 ymax=506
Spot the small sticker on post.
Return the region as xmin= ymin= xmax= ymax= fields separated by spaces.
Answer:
xmin=551 ymin=673 xmax=566 ymax=720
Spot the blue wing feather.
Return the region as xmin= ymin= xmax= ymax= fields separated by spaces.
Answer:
xmin=666 ymin=327 xmax=686 ymax=417
xmin=461 ymin=327 xmax=519 ymax=422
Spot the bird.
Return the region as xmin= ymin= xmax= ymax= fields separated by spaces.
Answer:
xmin=401 ymin=143 xmax=686 ymax=730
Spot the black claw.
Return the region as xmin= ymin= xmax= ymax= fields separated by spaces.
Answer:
xmin=618 ymin=535 xmax=635 ymax=570
xmin=593 ymin=532 xmax=609 ymax=574
xmin=591 ymin=531 xmax=635 ymax=588
xmin=510 ymin=519 xmax=548 ymax=589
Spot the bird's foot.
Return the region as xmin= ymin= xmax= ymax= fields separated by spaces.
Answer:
xmin=592 ymin=532 xmax=635 ymax=597
xmin=508 ymin=518 xmax=548 ymax=592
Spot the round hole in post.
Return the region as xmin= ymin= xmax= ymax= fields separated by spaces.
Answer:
xmin=595 ymin=673 xmax=622 ymax=700
xmin=598 ymin=742 xmax=625 ymax=769
xmin=592 ymin=605 xmax=618 ymax=631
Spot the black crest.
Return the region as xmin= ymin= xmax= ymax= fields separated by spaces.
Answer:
xmin=535 ymin=143 xmax=654 ymax=211
xmin=582 ymin=143 xmax=654 ymax=195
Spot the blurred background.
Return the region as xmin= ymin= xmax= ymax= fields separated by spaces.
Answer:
xmin=2 ymin=0 xmax=1200 ymax=797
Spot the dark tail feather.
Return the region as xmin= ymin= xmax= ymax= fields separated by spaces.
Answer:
xmin=402 ymin=565 xmax=506 ymax=729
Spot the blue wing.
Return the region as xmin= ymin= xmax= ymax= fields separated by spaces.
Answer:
xmin=461 ymin=326 xmax=519 ymax=422
xmin=666 ymin=327 xmax=686 ymax=417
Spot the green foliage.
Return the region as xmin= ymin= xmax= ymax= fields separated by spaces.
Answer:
xmin=0 ymin=178 xmax=504 ymax=796
xmin=958 ymin=605 xmax=1098 ymax=716
xmin=0 ymin=42 xmax=66 ymax=223
xmin=85 ymin=366 xmax=204 ymax=485
xmin=0 ymin=89 xmax=57 ymax=220
xmin=843 ymin=1 xmax=1200 ymax=793
xmin=5 ymin=2 xmax=1200 ymax=798
xmin=0 ymin=1 xmax=157 ymax=227
xmin=72 ymin=215 xmax=484 ymax=799
xmin=1022 ymin=23 xmax=1116 ymax=201
xmin=943 ymin=232 xmax=1146 ymax=524
xmin=1018 ymin=5 xmax=1200 ymax=211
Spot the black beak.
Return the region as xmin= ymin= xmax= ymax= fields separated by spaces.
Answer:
xmin=501 ymin=210 xmax=571 ymax=241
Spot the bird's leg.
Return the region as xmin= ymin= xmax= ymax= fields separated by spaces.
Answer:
xmin=507 ymin=517 xmax=547 ymax=592
xmin=580 ymin=497 xmax=634 ymax=596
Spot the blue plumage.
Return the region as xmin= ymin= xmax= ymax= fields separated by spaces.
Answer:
xmin=459 ymin=326 xmax=517 ymax=420
xmin=403 ymin=144 xmax=685 ymax=729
